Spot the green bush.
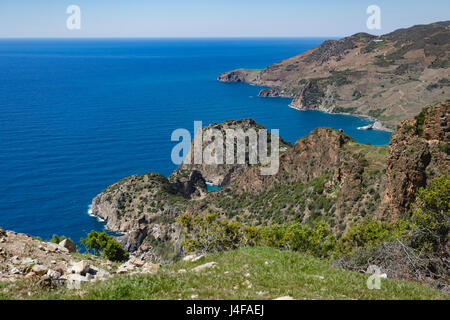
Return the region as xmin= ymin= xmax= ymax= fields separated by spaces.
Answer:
xmin=411 ymin=174 xmax=450 ymax=253
xmin=178 ymin=213 xmax=337 ymax=258
xmin=81 ymin=230 xmax=129 ymax=262
xmin=337 ymin=217 xmax=409 ymax=254
xmin=104 ymin=240 xmax=130 ymax=262
xmin=50 ymin=234 xmax=67 ymax=244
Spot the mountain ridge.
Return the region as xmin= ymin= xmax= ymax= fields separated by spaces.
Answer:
xmin=218 ymin=21 xmax=450 ymax=129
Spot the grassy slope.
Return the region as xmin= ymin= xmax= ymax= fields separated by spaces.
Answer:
xmin=1 ymin=247 xmax=447 ymax=300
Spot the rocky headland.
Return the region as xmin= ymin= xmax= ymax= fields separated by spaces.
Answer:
xmin=219 ymin=21 xmax=450 ymax=130
xmin=90 ymin=101 xmax=449 ymax=263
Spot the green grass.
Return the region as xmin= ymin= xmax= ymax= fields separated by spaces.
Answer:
xmin=1 ymin=247 xmax=446 ymax=300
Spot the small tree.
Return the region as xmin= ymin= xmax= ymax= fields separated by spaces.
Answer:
xmin=81 ymin=230 xmax=129 ymax=262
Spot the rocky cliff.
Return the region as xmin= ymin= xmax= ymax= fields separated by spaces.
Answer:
xmin=188 ymin=127 xmax=388 ymax=233
xmin=179 ymin=118 xmax=292 ymax=186
xmin=91 ymin=171 xmax=206 ymax=262
xmin=379 ymin=101 xmax=450 ymax=220
xmin=90 ymin=101 xmax=449 ymax=261
xmin=219 ymin=21 xmax=450 ymax=130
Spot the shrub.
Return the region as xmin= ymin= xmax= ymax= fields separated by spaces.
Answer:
xmin=81 ymin=230 xmax=129 ymax=262
xmin=411 ymin=174 xmax=450 ymax=254
xmin=414 ymin=106 xmax=431 ymax=136
xmin=337 ymin=217 xmax=409 ymax=254
xmin=50 ymin=234 xmax=67 ymax=244
xmin=104 ymin=240 xmax=130 ymax=262
xmin=179 ymin=213 xmax=336 ymax=258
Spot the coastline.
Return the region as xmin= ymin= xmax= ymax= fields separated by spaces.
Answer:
xmin=287 ymin=102 xmax=393 ymax=133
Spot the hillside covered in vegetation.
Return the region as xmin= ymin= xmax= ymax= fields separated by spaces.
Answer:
xmin=85 ymin=101 xmax=449 ymax=294
xmin=219 ymin=21 xmax=450 ymax=130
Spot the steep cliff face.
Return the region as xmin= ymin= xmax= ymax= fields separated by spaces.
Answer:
xmin=183 ymin=102 xmax=448 ymax=233
xmin=219 ymin=21 xmax=450 ymax=129
xmin=379 ymin=101 xmax=450 ymax=220
xmin=179 ymin=118 xmax=292 ymax=186
xmin=91 ymin=171 xmax=206 ymax=262
xmin=192 ymin=128 xmax=388 ymax=232
xmin=90 ymin=102 xmax=449 ymax=261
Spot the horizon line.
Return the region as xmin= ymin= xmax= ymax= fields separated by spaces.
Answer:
xmin=0 ymin=35 xmax=342 ymax=40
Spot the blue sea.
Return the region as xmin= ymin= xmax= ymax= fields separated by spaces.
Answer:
xmin=0 ymin=38 xmax=392 ymax=243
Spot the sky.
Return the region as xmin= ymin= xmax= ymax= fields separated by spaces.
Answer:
xmin=0 ymin=0 xmax=449 ymax=38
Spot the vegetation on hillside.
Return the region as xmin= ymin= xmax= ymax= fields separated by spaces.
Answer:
xmin=0 ymin=247 xmax=446 ymax=300
xmin=81 ymin=230 xmax=129 ymax=262
xmin=179 ymin=174 xmax=450 ymax=291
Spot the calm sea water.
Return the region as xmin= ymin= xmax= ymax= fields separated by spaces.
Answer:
xmin=0 ymin=38 xmax=391 ymax=242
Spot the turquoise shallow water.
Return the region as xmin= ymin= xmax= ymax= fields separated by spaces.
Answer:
xmin=0 ymin=38 xmax=391 ymax=242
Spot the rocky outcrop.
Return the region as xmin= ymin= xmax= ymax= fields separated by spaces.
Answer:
xmin=59 ymin=238 xmax=77 ymax=253
xmin=0 ymin=228 xmax=113 ymax=285
xmin=0 ymin=226 xmax=166 ymax=288
xmin=90 ymin=171 xmax=206 ymax=262
xmin=183 ymin=102 xmax=448 ymax=232
xmin=194 ymin=127 xmax=388 ymax=231
xmin=90 ymin=102 xmax=448 ymax=260
xmin=219 ymin=21 xmax=450 ymax=129
xmin=217 ymin=69 xmax=261 ymax=84
xmin=379 ymin=101 xmax=449 ymax=220
xmin=258 ymin=87 xmax=293 ymax=98
xmin=179 ymin=118 xmax=292 ymax=186
xmin=168 ymin=169 xmax=207 ymax=199
xmin=91 ymin=172 xmax=204 ymax=233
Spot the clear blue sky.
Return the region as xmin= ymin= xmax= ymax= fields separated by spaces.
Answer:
xmin=0 ymin=0 xmax=448 ymax=38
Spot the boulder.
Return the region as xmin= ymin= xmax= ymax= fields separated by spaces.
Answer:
xmin=47 ymin=242 xmax=69 ymax=253
xmin=192 ymin=254 xmax=206 ymax=262
xmin=10 ymin=267 xmax=21 ymax=275
xmin=65 ymin=273 xmax=89 ymax=288
xmin=89 ymin=266 xmax=111 ymax=281
xmin=59 ymin=238 xmax=77 ymax=253
xmin=183 ymin=254 xmax=197 ymax=262
xmin=21 ymin=258 xmax=39 ymax=265
xmin=69 ymin=260 xmax=91 ymax=275
xmin=31 ymin=265 xmax=48 ymax=276
xmin=47 ymin=269 xmax=62 ymax=279
xmin=11 ymin=256 xmax=21 ymax=265
xmin=192 ymin=262 xmax=216 ymax=272
xmin=128 ymin=256 xmax=144 ymax=267
xmin=183 ymin=254 xmax=205 ymax=262
xmin=117 ymin=262 xmax=134 ymax=274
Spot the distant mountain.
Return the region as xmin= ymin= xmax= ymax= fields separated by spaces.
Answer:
xmin=219 ymin=21 xmax=450 ymax=130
